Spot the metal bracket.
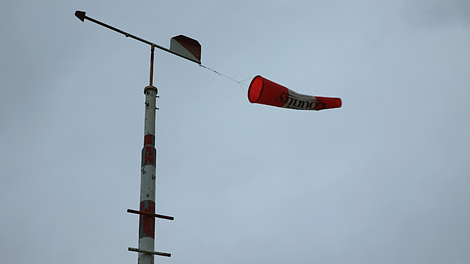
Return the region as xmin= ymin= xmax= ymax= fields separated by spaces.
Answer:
xmin=127 ymin=209 xmax=174 ymax=221
xmin=128 ymin=247 xmax=171 ymax=257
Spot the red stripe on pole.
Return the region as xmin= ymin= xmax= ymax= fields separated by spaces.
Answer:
xmin=143 ymin=134 xmax=155 ymax=146
xmin=139 ymin=200 xmax=155 ymax=239
xmin=142 ymin=145 xmax=156 ymax=166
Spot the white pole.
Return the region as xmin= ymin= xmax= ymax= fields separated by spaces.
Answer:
xmin=138 ymin=84 xmax=157 ymax=264
xmin=138 ymin=45 xmax=157 ymax=264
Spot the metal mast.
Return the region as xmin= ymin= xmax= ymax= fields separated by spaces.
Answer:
xmin=138 ymin=45 xmax=159 ymax=264
xmin=124 ymin=30 xmax=173 ymax=264
xmin=75 ymin=10 xmax=202 ymax=264
xmin=126 ymin=38 xmax=173 ymax=264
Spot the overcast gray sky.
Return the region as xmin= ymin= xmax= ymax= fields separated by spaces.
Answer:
xmin=1 ymin=1 xmax=470 ymax=263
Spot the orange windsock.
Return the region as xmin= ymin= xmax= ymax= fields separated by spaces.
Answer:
xmin=248 ymin=75 xmax=342 ymax=111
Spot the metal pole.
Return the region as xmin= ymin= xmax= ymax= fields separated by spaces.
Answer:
xmin=149 ymin=45 xmax=155 ymax=86
xmin=139 ymin=46 xmax=158 ymax=264
xmin=74 ymin=10 xmax=181 ymax=262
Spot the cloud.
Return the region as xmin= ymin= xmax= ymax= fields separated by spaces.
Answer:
xmin=401 ymin=0 xmax=470 ymax=28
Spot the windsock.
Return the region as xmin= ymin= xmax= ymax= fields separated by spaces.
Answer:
xmin=248 ymin=75 xmax=342 ymax=111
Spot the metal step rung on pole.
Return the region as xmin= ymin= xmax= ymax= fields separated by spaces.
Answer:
xmin=127 ymin=209 xmax=174 ymax=221
xmin=128 ymin=247 xmax=171 ymax=257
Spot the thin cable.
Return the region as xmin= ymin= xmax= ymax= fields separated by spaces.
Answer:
xmin=199 ymin=64 xmax=249 ymax=94
xmin=239 ymin=77 xmax=252 ymax=84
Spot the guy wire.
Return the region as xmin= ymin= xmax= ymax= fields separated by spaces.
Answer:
xmin=199 ymin=64 xmax=249 ymax=94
